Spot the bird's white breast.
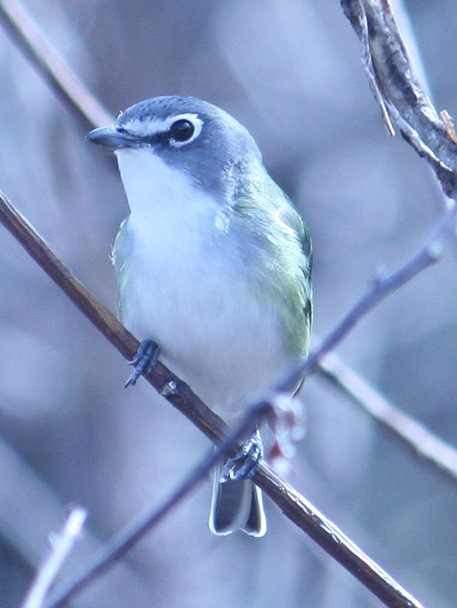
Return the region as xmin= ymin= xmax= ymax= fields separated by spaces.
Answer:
xmin=114 ymin=148 xmax=291 ymax=412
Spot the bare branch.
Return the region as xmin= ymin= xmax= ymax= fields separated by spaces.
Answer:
xmin=273 ymin=202 xmax=457 ymax=395
xmin=319 ymin=353 xmax=457 ymax=483
xmin=256 ymin=460 xmax=425 ymax=608
xmin=0 ymin=0 xmax=112 ymax=127
xmin=47 ymin=448 xmax=427 ymax=608
xmin=21 ymin=507 xmax=87 ymax=608
xmin=45 ymin=402 xmax=271 ymax=608
xmin=341 ymin=0 xmax=457 ymax=195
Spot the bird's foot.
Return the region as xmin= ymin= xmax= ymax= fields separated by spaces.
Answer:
xmin=125 ymin=339 xmax=160 ymax=388
xmin=219 ymin=430 xmax=263 ymax=483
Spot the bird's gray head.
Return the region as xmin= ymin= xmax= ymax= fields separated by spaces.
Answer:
xmin=87 ymin=96 xmax=262 ymax=200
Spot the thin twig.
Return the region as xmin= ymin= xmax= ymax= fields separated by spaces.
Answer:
xmin=341 ymin=0 xmax=457 ymax=194
xmin=45 ymin=402 xmax=271 ymax=608
xmin=271 ymin=202 xmax=457 ymax=398
xmin=319 ymin=353 xmax=457 ymax=483
xmin=0 ymin=0 xmax=112 ymax=127
xmin=21 ymin=507 xmax=87 ymax=608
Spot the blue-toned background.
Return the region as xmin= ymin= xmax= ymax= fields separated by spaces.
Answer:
xmin=0 ymin=1 xmax=455 ymax=606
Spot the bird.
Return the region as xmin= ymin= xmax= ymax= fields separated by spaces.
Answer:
xmin=87 ymin=95 xmax=312 ymax=537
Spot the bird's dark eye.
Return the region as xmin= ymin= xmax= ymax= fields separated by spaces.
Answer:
xmin=169 ymin=119 xmax=195 ymax=143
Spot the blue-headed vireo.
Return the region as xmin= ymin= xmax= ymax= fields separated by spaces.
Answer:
xmin=87 ymin=96 xmax=312 ymax=537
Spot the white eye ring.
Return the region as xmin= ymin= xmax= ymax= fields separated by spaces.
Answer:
xmin=119 ymin=112 xmax=204 ymax=145
xmin=167 ymin=113 xmax=203 ymax=147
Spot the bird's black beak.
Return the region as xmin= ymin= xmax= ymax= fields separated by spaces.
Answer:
xmin=86 ymin=126 xmax=139 ymax=149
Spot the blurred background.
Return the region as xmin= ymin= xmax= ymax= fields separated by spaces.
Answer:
xmin=0 ymin=0 xmax=456 ymax=606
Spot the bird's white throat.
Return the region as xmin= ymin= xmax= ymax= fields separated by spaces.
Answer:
xmin=115 ymin=147 xmax=226 ymax=239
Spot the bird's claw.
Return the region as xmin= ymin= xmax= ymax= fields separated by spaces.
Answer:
xmin=125 ymin=339 xmax=160 ymax=387
xmin=219 ymin=430 xmax=263 ymax=483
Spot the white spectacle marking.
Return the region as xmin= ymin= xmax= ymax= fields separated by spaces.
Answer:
xmin=121 ymin=112 xmax=203 ymax=147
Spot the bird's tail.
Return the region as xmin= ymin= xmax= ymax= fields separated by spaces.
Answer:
xmin=209 ymin=466 xmax=267 ymax=537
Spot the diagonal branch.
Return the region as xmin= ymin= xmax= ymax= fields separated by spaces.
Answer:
xmin=341 ymin=0 xmax=457 ymax=195
xmin=319 ymin=353 xmax=457 ymax=482
xmin=0 ymin=0 xmax=112 ymax=127
xmin=45 ymin=402 xmax=271 ymax=608
xmin=21 ymin=507 xmax=87 ymax=608
xmin=0 ymin=190 xmax=227 ymax=446
xmin=0 ymin=192 xmax=426 ymax=608
xmin=298 ymin=202 xmax=457 ymax=380
xmin=0 ymin=188 xmax=430 ymax=608
xmin=48 ymin=445 xmax=427 ymax=608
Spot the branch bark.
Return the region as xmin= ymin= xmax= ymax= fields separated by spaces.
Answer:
xmin=341 ymin=0 xmax=457 ymax=195
xmin=21 ymin=508 xmax=87 ymax=608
